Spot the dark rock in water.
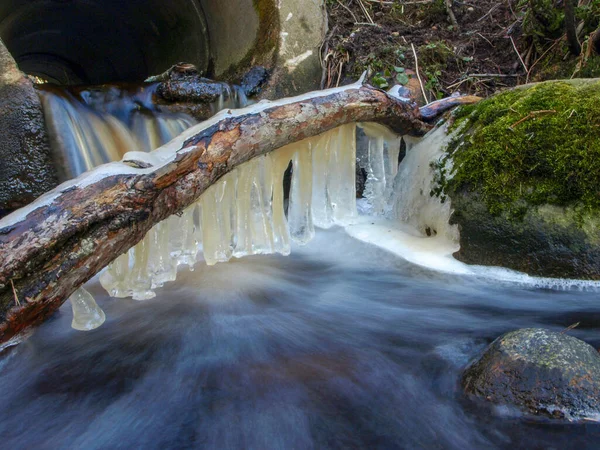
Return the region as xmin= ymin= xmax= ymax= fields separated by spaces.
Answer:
xmin=462 ymin=328 xmax=600 ymax=420
xmin=240 ymin=66 xmax=270 ymax=97
xmin=0 ymin=39 xmax=57 ymax=217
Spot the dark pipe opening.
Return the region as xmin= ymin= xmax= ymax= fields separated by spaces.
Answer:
xmin=0 ymin=0 xmax=211 ymax=85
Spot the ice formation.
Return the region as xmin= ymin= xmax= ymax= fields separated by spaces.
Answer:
xmin=98 ymin=120 xmax=458 ymax=301
xmin=100 ymin=123 xmax=367 ymax=300
xmin=358 ymin=123 xmax=404 ymax=215
xmin=69 ymin=287 xmax=106 ymax=331
xmin=390 ymin=124 xmax=459 ymax=242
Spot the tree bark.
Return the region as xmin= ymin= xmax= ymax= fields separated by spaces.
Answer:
xmin=565 ymin=0 xmax=581 ymax=56
xmin=0 ymin=82 xmax=479 ymax=345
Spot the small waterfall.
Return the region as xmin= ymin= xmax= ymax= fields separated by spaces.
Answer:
xmin=38 ymin=81 xmax=250 ymax=181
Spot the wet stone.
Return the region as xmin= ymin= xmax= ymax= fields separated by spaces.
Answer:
xmin=240 ymin=66 xmax=270 ymax=97
xmin=462 ymin=328 xmax=600 ymax=420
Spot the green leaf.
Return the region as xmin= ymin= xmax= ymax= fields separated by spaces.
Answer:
xmin=396 ymin=73 xmax=410 ymax=85
xmin=372 ymin=75 xmax=389 ymax=89
xmin=394 ymin=66 xmax=405 ymax=73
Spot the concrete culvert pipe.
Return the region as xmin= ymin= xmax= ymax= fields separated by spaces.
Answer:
xmin=0 ymin=0 xmax=325 ymax=86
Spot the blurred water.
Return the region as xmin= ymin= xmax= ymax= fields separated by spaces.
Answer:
xmin=0 ymin=228 xmax=599 ymax=449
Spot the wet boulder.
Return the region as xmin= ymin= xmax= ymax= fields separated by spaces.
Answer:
xmin=462 ymin=328 xmax=600 ymax=420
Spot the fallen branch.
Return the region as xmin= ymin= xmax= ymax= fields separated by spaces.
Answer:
xmin=0 ymin=80 xmax=479 ymax=345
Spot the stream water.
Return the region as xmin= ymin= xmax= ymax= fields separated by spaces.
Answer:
xmin=1 ymin=228 xmax=600 ymax=449
xmin=2 ymin=84 xmax=600 ymax=449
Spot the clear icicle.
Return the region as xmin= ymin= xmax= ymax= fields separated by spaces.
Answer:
xmin=288 ymin=143 xmax=315 ymax=244
xmin=69 ymin=288 xmax=106 ymax=331
xmin=129 ymin=235 xmax=156 ymax=300
xmin=170 ymin=206 xmax=198 ymax=269
xmin=234 ymin=156 xmax=274 ymax=258
xmin=147 ymin=220 xmax=177 ymax=288
xmin=201 ymin=170 xmax=237 ymax=265
xmin=311 ymin=131 xmax=334 ymax=228
xmin=99 ymin=251 xmax=130 ymax=298
xmin=328 ymin=124 xmax=357 ymax=225
xmin=365 ymin=135 xmax=386 ymax=215
xmin=384 ymin=137 xmax=402 ymax=201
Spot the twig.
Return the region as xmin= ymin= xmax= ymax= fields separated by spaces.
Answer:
xmin=477 ymin=33 xmax=494 ymax=47
xmin=467 ymin=73 xmax=523 ymax=77
xmin=411 ymin=43 xmax=429 ymax=103
xmin=10 ymin=279 xmax=20 ymax=307
xmin=510 ymin=36 xmax=528 ymax=73
xmin=526 ymin=38 xmax=562 ymax=83
xmin=337 ymin=0 xmax=359 ymax=23
xmin=510 ymin=110 xmax=556 ymax=128
xmin=561 ymin=322 xmax=581 ymax=334
xmin=356 ymin=0 xmax=375 ymax=25
xmin=336 ymin=61 xmax=344 ymax=87
xmin=477 ymin=3 xmax=501 ymax=22
xmin=444 ymin=0 xmax=460 ymax=31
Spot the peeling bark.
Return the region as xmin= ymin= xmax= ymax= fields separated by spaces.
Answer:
xmin=0 ymin=82 xmax=479 ymax=345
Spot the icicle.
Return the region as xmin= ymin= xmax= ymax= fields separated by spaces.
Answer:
xmin=288 ymin=142 xmax=315 ymax=244
xmin=358 ymin=122 xmax=403 ymax=216
xmin=170 ymin=206 xmax=199 ymax=269
xmin=311 ymin=131 xmax=334 ymax=228
xmin=201 ymin=170 xmax=237 ymax=265
xmin=365 ymin=135 xmax=386 ymax=214
xmin=69 ymin=288 xmax=106 ymax=331
xmin=271 ymin=148 xmax=294 ymax=255
xmin=328 ymin=124 xmax=357 ymax=225
xmin=234 ymin=155 xmax=278 ymax=256
xmin=147 ymin=220 xmax=177 ymax=288
xmin=99 ymin=251 xmax=130 ymax=298
xmin=129 ymin=235 xmax=156 ymax=300
xmin=251 ymin=154 xmax=277 ymax=254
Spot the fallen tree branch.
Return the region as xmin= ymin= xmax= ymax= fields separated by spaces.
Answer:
xmin=0 ymin=80 xmax=480 ymax=345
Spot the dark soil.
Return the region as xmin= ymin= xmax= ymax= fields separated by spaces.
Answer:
xmin=323 ymin=0 xmax=600 ymax=100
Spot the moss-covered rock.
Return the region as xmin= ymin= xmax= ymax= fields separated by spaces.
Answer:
xmin=462 ymin=328 xmax=600 ymax=420
xmin=435 ymin=79 xmax=600 ymax=279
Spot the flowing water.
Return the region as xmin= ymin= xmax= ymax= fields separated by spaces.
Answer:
xmin=2 ymin=87 xmax=600 ymax=449
xmin=38 ymin=81 xmax=249 ymax=181
xmin=1 ymin=229 xmax=600 ymax=449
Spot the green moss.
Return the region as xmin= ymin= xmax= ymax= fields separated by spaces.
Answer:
xmin=439 ymin=80 xmax=600 ymax=219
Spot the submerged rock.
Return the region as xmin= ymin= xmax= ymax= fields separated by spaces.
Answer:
xmin=433 ymin=79 xmax=600 ymax=279
xmin=462 ymin=328 xmax=600 ymax=420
